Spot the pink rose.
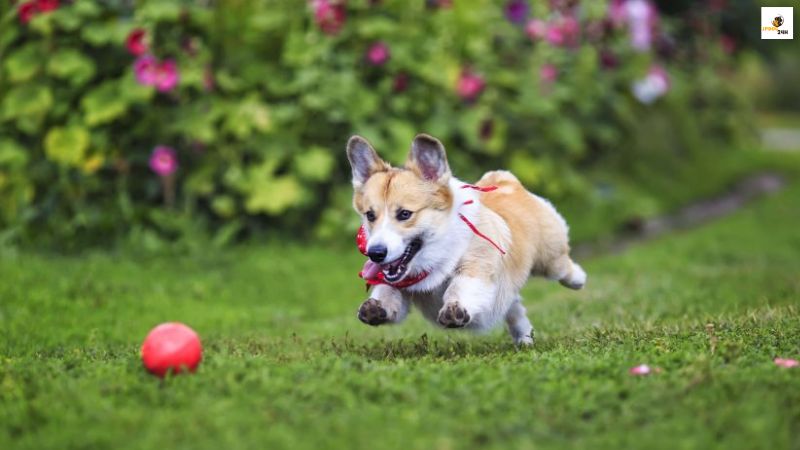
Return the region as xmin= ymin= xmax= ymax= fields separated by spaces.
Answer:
xmin=540 ymin=64 xmax=558 ymax=83
xmin=149 ymin=146 xmax=178 ymax=177
xmin=366 ymin=42 xmax=390 ymax=66
xmin=313 ymin=0 xmax=346 ymax=35
xmin=126 ymin=28 xmax=148 ymax=56
xmin=525 ymin=19 xmax=547 ymax=40
xmin=456 ymin=70 xmax=485 ymax=102
xmin=134 ymin=55 xmax=180 ymax=93
xmin=18 ymin=1 xmax=37 ymax=23
xmin=153 ymin=59 xmax=179 ymax=92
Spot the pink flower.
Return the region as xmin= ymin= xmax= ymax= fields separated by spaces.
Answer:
xmin=313 ymin=0 xmax=346 ymax=35
xmin=525 ymin=19 xmax=547 ymax=40
xmin=126 ymin=28 xmax=148 ymax=56
xmin=545 ymin=22 xmax=565 ymax=46
xmin=134 ymin=55 xmax=180 ymax=92
xmin=366 ymin=41 xmax=390 ymax=66
xmin=561 ymin=16 xmax=580 ymax=45
xmin=774 ymin=358 xmax=799 ymax=368
xmin=629 ymin=364 xmax=661 ymax=376
xmin=153 ymin=59 xmax=179 ymax=92
xmin=545 ymin=16 xmax=580 ymax=47
xmin=456 ymin=70 xmax=485 ymax=102
xmin=631 ymin=65 xmax=669 ymax=104
xmin=36 ymin=0 xmax=58 ymax=13
xmin=18 ymin=0 xmax=58 ymax=23
xmin=134 ymin=55 xmax=159 ymax=86
xmin=607 ymin=0 xmax=626 ymax=27
xmin=149 ymin=146 xmax=178 ymax=177
xmin=540 ymin=64 xmax=558 ymax=83
xmin=18 ymin=1 xmax=37 ymax=23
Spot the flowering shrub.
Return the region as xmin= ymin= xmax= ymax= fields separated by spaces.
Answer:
xmin=0 ymin=0 xmax=755 ymax=246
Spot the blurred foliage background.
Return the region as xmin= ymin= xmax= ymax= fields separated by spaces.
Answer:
xmin=0 ymin=0 xmax=794 ymax=250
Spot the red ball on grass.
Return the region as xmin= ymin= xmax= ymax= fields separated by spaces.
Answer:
xmin=141 ymin=322 xmax=202 ymax=377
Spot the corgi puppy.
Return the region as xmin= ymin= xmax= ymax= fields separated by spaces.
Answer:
xmin=346 ymin=134 xmax=586 ymax=345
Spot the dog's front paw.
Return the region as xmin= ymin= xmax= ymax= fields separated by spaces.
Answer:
xmin=437 ymin=302 xmax=471 ymax=328
xmin=358 ymin=298 xmax=390 ymax=326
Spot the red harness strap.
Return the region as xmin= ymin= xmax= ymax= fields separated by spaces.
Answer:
xmin=356 ymin=184 xmax=504 ymax=289
xmin=457 ymin=185 xmax=507 ymax=254
xmin=461 ymin=184 xmax=498 ymax=192
xmin=457 ymin=211 xmax=507 ymax=255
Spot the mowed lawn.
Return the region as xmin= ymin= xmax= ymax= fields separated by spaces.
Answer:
xmin=1 ymin=184 xmax=799 ymax=450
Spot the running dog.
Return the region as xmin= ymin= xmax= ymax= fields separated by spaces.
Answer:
xmin=347 ymin=134 xmax=586 ymax=345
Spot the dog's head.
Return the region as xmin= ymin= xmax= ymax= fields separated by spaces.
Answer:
xmin=346 ymin=134 xmax=454 ymax=283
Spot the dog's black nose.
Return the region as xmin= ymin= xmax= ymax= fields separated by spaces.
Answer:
xmin=367 ymin=245 xmax=387 ymax=263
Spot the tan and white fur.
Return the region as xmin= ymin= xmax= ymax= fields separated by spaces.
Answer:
xmin=347 ymin=134 xmax=586 ymax=345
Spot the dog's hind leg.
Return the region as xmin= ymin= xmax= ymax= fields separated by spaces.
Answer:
xmin=546 ymin=254 xmax=587 ymax=290
xmin=505 ymin=296 xmax=534 ymax=346
xmin=357 ymin=284 xmax=410 ymax=326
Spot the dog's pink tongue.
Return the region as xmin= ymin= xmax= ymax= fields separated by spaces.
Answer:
xmin=361 ymin=260 xmax=382 ymax=280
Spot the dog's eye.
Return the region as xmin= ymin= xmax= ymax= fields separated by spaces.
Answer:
xmin=396 ymin=209 xmax=413 ymax=221
xmin=365 ymin=211 xmax=376 ymax=222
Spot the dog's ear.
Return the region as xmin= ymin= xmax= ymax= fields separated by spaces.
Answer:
xmin=406 ymin=134 xmax=451 ymax=183
xmin=347 ymin=136 xmax=389 ymax=187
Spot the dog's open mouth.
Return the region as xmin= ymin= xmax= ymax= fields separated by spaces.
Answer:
xmin=361 ymin=239 xmax=423 ymax=283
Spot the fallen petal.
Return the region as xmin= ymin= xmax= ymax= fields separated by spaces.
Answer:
xmin=629 ymin=364 xmax=661 ymax=376
xmin=774 ymin=358 xmax=799 ymax=368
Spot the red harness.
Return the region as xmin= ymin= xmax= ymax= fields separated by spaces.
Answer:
xmin=356 ymin=184 xmax=505 ymax=289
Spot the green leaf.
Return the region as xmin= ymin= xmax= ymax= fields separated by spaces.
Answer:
xmin=0 ymin=22 xmax=20 ymax=53
xmin=135 ymin=1 xmax=183 ymax=22
xmin=119 ymin=71 xmax=155 ymax=103
xmin=47 ymin=49 xmax=96 ymax=86
xmin=294 ymin=147 xmax=335 ymax=182
xmin=0 ymin=139 xmax=28 ymax=168
xmin=51 ymin=7 xmax=83 ymax=31
xmin=73 ymin=1 xmax=102 ymax=18
xmin=245 ymin=176 xmax=303 ymax=215
xmin=1 ymin=85 xmax=53 ymax=124
xmin=222 ymin=94 xmax=271 ymax=139
xmin=211 ymin=195 xmax=237 ymax=218
xmin=81 ymin=81 xmax=128 ymax=126
xmin=508 ymin=152 xmax=543 ymax=187
xmin=549 ymin=119 xmax=585 ymax=156
xmin=28 ymin=12 xmax=55 ymax=36
xmin=4 ymin=44 xmax=41 ymax=83
xmin=81 ymin=21 xmax=129 ymax=46
xmin=44 ymin=126 xmax=90 ymax=167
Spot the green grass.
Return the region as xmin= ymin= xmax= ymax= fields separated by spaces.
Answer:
xmin=2 ymin=182 xmax=800 ymax=450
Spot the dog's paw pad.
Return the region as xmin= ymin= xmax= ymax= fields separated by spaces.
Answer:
xmin=358 ymin=298 xmax=390 ymax=326
xmin=437 ymin=303 xmax=471 ymax=328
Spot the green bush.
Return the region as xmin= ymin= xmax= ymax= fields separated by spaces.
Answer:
xmin=0 ymin=0 xmax=755 ymax=247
